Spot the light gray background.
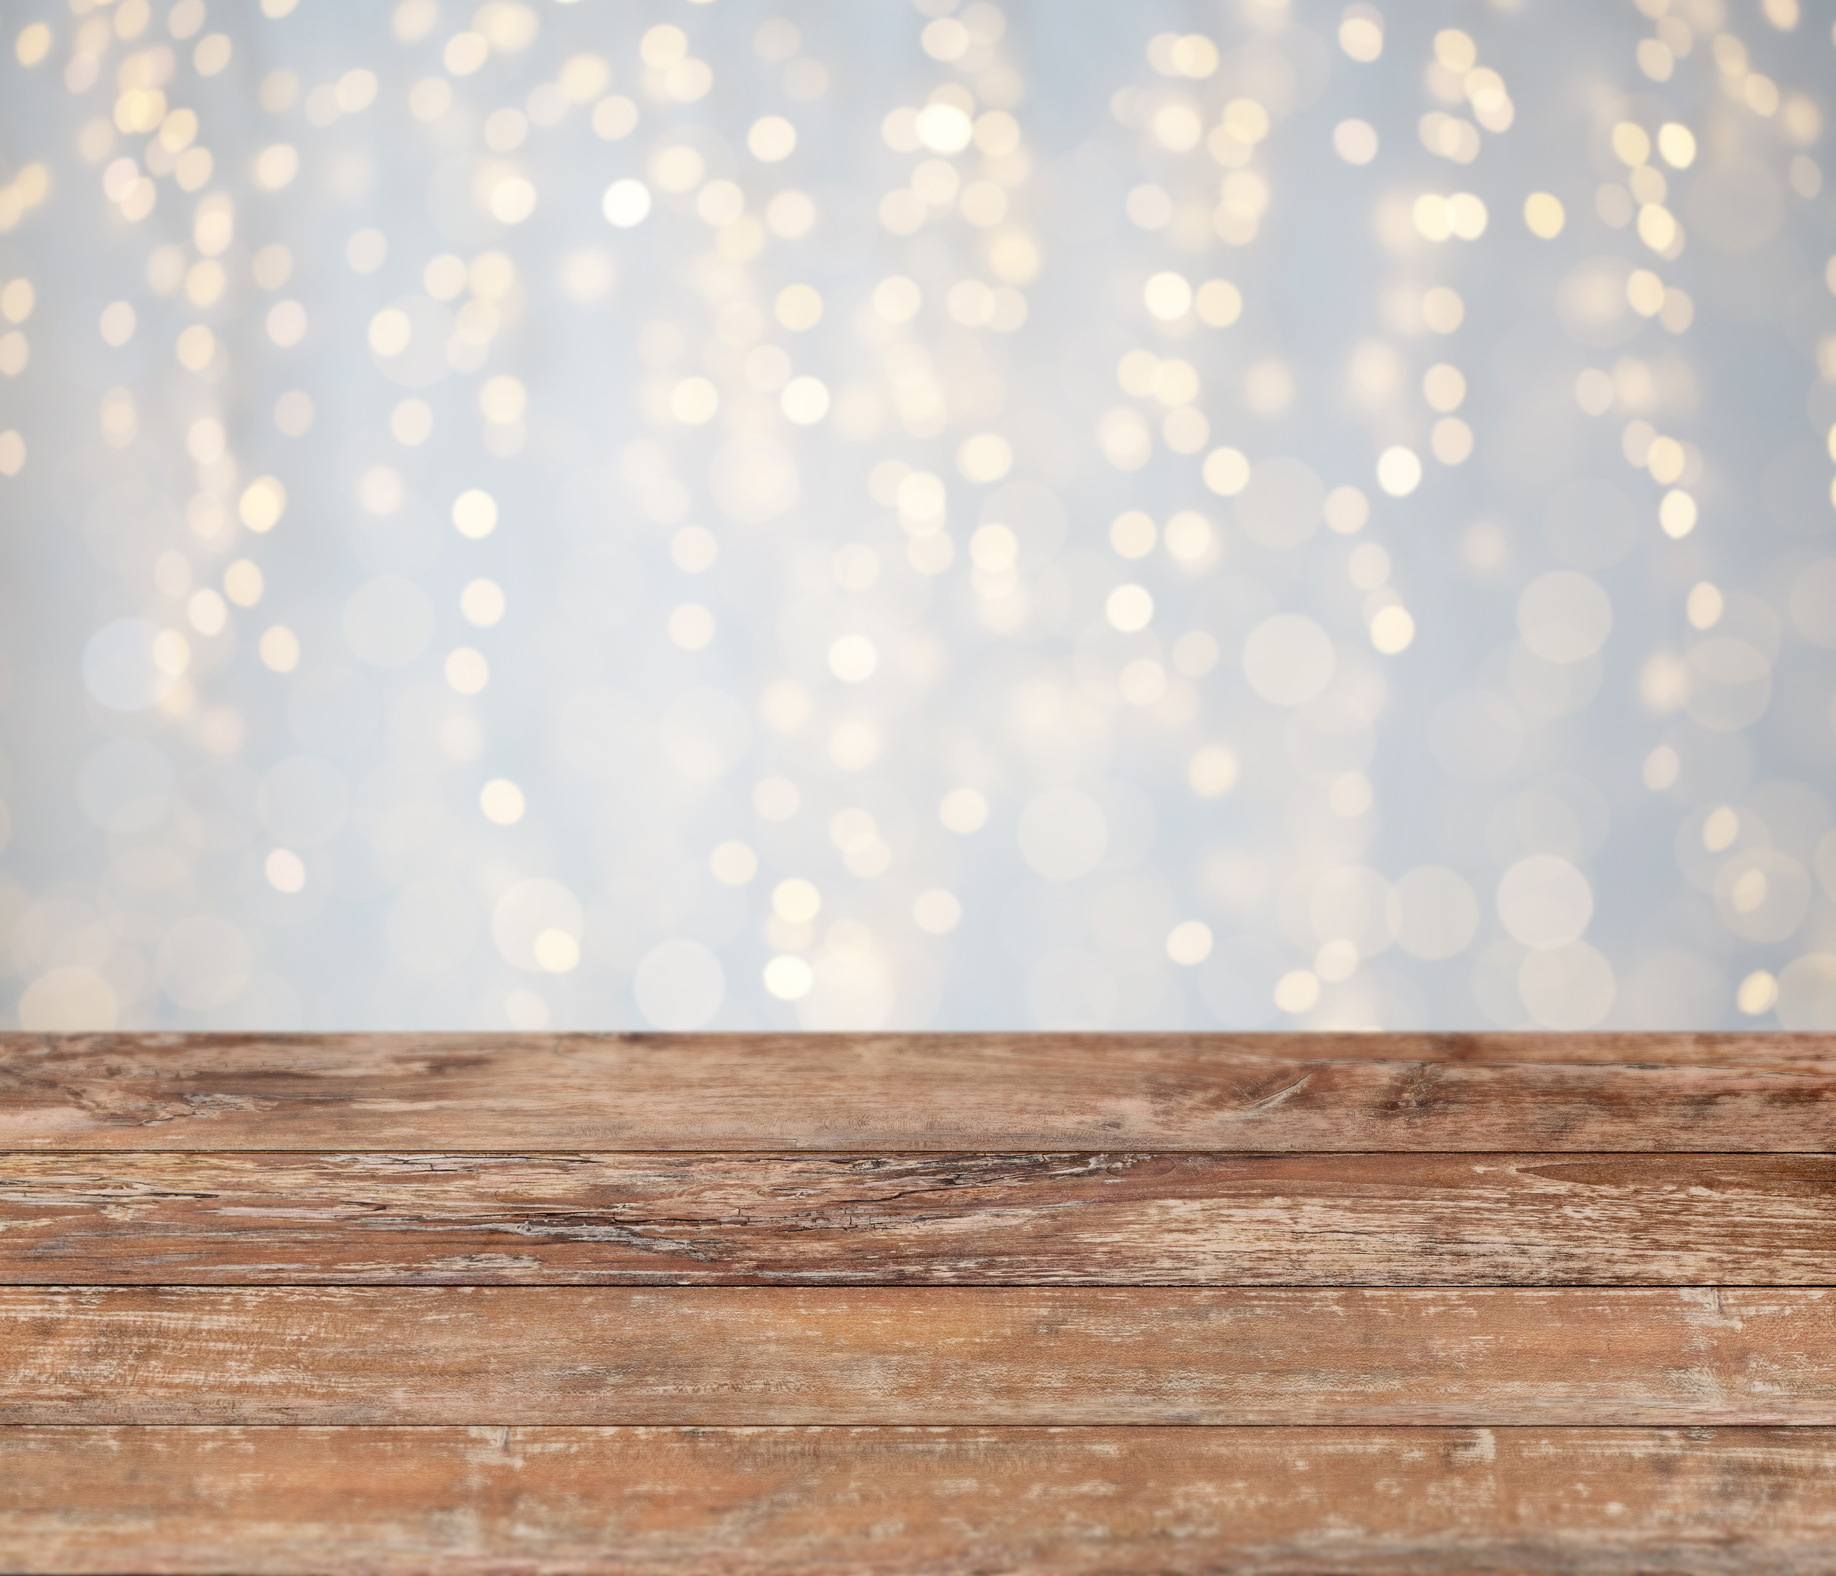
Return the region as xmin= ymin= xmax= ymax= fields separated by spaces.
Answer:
xmin=0 ymin=0 xmax=1833 ymax=1031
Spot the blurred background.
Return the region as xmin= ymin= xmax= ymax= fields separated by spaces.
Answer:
xmin=1 ymin=0 xmax=1833 ymax=1033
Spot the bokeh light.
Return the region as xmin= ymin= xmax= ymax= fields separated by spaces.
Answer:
xmin=0 ymin=0 xmax=1834 ymax=1033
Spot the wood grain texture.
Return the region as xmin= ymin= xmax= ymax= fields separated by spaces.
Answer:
xmin=4 ymin=1032 xmax=1833 ymax=1152
xmin=4 ymin=1151 xmax=1833 ymax=1285
xmin=5 ymin=1425 xmax=1836 ymax=1575
xmin=8 ymin=1036 xmax=1835 ymax=1571
xmin=5 ymin=1286 xmax=1834 ymax=1426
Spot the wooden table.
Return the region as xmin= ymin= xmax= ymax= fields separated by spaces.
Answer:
xmin=2 ymin=1032 xmax=1833 ymax=1573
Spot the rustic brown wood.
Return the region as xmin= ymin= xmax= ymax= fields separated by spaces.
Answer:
xmin=4 ymin=1424 xmax=1834 ymax=1574
xmin=4 ymin=1151 xmax=1832 ymax=1285
xmin=5 ymin=1285 xmax=1834 ymax=1426
xmin=4 ymin=1032 xmax=1832 ymax=1152
xmin=8 ymin=1036 xmax=1835 ymax=1570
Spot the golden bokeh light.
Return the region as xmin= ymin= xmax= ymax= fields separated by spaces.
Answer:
xmin=0 ymin=0 xmax=1828 ymax=1037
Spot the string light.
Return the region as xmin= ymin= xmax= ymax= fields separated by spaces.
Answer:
xmin=0 ymin=1 xmax=1832 ymax=1036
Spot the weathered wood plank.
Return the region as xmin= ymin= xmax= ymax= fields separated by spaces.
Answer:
xmin=4 ymin=1032 xmax=1832 ymax=1151
xmin=4 ymin=1425 xmax=1835 ymax=1574
xmin=5 ymin=1286 xmax=1833 ymax=1425
xmin=5 ymin=1152 xmax=1832 ymax=1285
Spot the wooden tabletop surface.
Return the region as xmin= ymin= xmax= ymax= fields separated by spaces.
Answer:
xmin=2 ymin=1031 xmax=1833 ymax=1573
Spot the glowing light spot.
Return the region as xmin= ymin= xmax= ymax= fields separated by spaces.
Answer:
xmin=1370 ymin=605 xmax=1415 ymax=653
xmin=671 ymin=377 xmax=720 ymax=425
xmin=1196 ymin=279 xmax=1242 ymax=325
xmin=781 ymin=376 xmax=830 ymax=425
xmin=254 ymin=142 xmax=297 ymax=190
xmin=602 ymin=178 xmax=652 ymax=227
xmin=1203 ymin=447 xmax=1250 ymax=496
xmin=913 ymin=890 xmax=962 ymax=934
xmin=828 ymin=634 xmax=878 ymax=683
xmin=15 ymin=23 xmax=52 ymax=66
xmin=259 ymin=626 xmax=300 ymax=674
xmin=1325 ymin=486 xmax=1370 ymax=534
xmin=916 ymin=103 xmax=973 ymax=154
xmin=957 ymin=433 xmax=1012 ymax=483
xmin=774 ymin=878 xmax=822 ymax=923
xmin=1144 ymin=271 xmax=1192 ymax=320
xmin=775 ymin=283 xmax=823 ymax=331
xmin=1524 ymin=191 xmax=1565 ymax=237
xmin=452 ymin=489 xmax=499 ymax=539
xmin=239 ymin=477 xmax=287 ymax=533
xmin=265 ymin=848 xmax=306 ymax=894
xmin=1657 ymin=122 xmax=1696 ymax=169
xmin=1703 ymin=807 xmax=1739 ymax=852
xmin=1334 ymin=119 xmax=1378 ymax=164
xmin=1376 ymin=447 xmax=1422 ymax=496
xmin=1275 ymin=969 xmax=1321 ymax=1013
xmin=1166 ymin=921 xmax=1213 ymax=965
xmin=749 ymin=115 xmax=797 ymax=161
xmin=1737 ymin=970 xmax=1778 ymax=1015
xmin=710 ymin=841 xmax=757 ymax=885
xmin=1339 ymin=10 xmax=1383 ymax=62
xmin=874 ymin=275 xmax=922 ymax=322
xmin=1106 ymin=584 xmax=1154 ymax=632
xmin=763 ymin=955 xmax=813 ymax=1000
xmin=668 ymin=604 xmax=716 ymax=651
xmin=368 ymin=307 xmax=411 ymax=357
xmin=1110 ymin=511 xmax=1156 ymax=559
xmin=480 ymin=779 xmax=526 ymax=825
xmin=444 ymin=647 xmax=489 ymax=694
xmin=1612 ymin=122 xmax=1652 ymax=167
xmin=1657 ymin=489 xmax=1697 ymax=539
xmin=940 ymin=788 xmax=989 ymax=833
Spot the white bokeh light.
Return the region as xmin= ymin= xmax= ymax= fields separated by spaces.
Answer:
xmin=0 ymin=1 xmax=1830 ymax=1034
